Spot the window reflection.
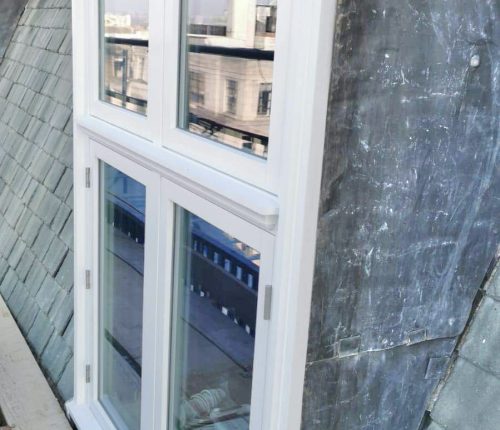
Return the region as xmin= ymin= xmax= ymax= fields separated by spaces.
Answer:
xmin=100 ymin=0 xmax=149 ymax=115
xmin=180 ymin=0 xmax=278 ymax=159
xmin=169 ymin=209 xmax=261 ymax=429
xmin=99 ymin=163 xmax=146 ymax=430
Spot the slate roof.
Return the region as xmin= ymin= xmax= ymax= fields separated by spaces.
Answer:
xmin=0 ymin=0 xmax=73 ymax=402
xmin=426 ymin=263 xmax=500 ymax=430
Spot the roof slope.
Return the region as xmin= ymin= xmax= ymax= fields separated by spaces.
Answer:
xmin=426 ymin=263 xmax=500 ymax=430
xmin=0 ymin=0 xmax=28 ymax=60
xmin=0 ymin=0 xmax=73 ymax=401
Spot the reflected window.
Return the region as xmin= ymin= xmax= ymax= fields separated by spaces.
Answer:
xmin=226 ymin=80 xmax=238 ymax=115
xmin=257 ymin=83 xmax=272 ymax=116
xmin=99 ymin=163 xmax=146 ymax=430
xmin=180 ymin=0 xmax=278 ymax=159
xmin=169 ymin=209 xmax=261 ymax=429
xmin=100 ymin=0 xmax=149 ymax=115
xmin=189 ymin=71 xmax=205 ymax=107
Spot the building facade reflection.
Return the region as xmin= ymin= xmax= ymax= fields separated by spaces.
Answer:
xmin=182 ymin=0 xmax=277 ymax=158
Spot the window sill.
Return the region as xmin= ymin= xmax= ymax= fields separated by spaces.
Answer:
xmin=78 ymin=115 xmax=280 ymax=232
xmin=66 ymin=401 xmax=106 ymax=430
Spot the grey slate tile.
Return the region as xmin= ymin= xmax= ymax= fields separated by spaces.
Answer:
xmin=43 ymin=159 xmax=65 ymax=192
xmin=42 ymin=235 xmax=67 ymax=276
xmin=29 ymin=149 xmax=53 ymax=182
xmin=0 ymin=223 xmax=18 ymax=258
xmin=35 ymin=274 xmax=58 ymax=313
xmin=16 ymin=249 xmax=35 ymax=281
xmin=7 ymin=280 xmax=29 ymax=318
xmin=49 ymin=103 xmax=71 ymax=130
xmin=21 ymin=212 xmax=43 ymax=246
xmin=0 ymin=258 xmax=10 ymax=283
xmin=460 ymin=296 xmax=500 ymax=377
xmin=425 ymin=421 xmax=445 ymax=430
xmin=0 ymin=268 xmax=18 ymax=300
xmin=485 ymin=265 xmax=500 ymax=301
xmin=17 ymin=296 xmax=39 ymax=335
xmin=4 ymin=197 xmax=25 ymax=227
xmin=59 ymin=211 xmax=72 ymax=248
xmin=10 ymin=166 xmax=31 ymax=196
xmin=32 ymin=223 xmax=54 ymax=260
xmin=49 ymin=287 xmax=72 ymax=335
xmin=62 ymin=314 xmax=73 ymax=345
xmin=55 ymin=249 xmax=72 ymax=290
xmin=57 ymin=132 xmax=72 ymax=166
xmin=41 ymin=331 xmax=72 ymax=382
xmin=27 ymin=310 xmax=54 ymax=356
xmin=25 ymin=259 xmax=47 ymax=296
xmin=8 ymin=240 xmax=26 ymax=268
xmin=54 ymin=167 xmax=72 ymax=200
xmin=37 ymin=189 xmax=60 ymax=224
xmin=21 ymin=179 xmax=38 ymax=204
xmin=56 ymin=356 xmax=73 ymax=401
xmin=27 ymin=182 xmax=48 ymax=212
xmin=51 ymin=202 xmax=71 ymax=234
xmin=431 ymin=358 xmax=500 ymax=430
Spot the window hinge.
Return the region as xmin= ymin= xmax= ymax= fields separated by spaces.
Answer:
xmin=85 ymin=270 xmax=91 ymax=290
xmin=85 ymin=167 xmax=91 ymax=188
xmin=85 ymin=365 xmax=91 ymax=383
xmin=263 ymin=285 xmax=272 ymax=321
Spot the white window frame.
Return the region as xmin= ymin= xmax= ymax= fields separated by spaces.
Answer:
xmin=86 ymin=0 xmax=164 ymax=141
xmin=155 ymin=178 xmax=275 ymax=430
xmin=68 ymin=0 xmax=338 ymax=429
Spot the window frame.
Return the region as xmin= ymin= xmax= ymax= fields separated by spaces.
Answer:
xmin=90 ymin=142 xmax=160 ymax=430
xmin=162 ymin=0 xmax=287 ymax=192
xmin=86 ymin=0 xmax=164 ymax=142
xmin=68 ymin=0 xmax=338 ymax=428
xmin=155 ymin=178 xmax=276 ymax=430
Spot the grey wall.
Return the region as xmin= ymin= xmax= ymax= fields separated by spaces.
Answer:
xmin=303 ymin=0 xmax=499 ymax=429
xmin=0 ymin=0 xmax=73 ymax=402
xmin=0 ymin=0 xmax=28 ymax=60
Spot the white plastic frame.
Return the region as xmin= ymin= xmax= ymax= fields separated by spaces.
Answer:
xmin=162 ymin=0 xmax=290 ymax=192
xmin=70 ymin=0 xmax=338 ymax=428
xmin=154 ymin=178 xmax=275 ymax=430
xmin=86 ymin=0 xmax=164 ymax=141
xmin=68 ymin=140 xmax=161 ymax=430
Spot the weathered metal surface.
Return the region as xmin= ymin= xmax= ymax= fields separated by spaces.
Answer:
xmin=0 ymin=0 xmax=27 ymax=60
xmin=303 ymin=0 xmax=499 ymax=428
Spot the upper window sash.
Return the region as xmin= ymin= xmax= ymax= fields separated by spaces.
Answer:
xmin=87 ymin=0 xmax=164 ymax=141
xmin=163 ymin=0 xmax=290 ymax=193
xmin=79 ymin=0 xmax=294 ymax=193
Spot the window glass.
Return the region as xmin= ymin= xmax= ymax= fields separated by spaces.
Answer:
xmin=169 ymin=208 xmax=261 ymax=429
xmin=179 ymin=0 xmax=278 ymax=159
xmin=99 ymin=163 xmax=146 ymax=430
xmin=100 ymin=0 xmax=149 ymax=115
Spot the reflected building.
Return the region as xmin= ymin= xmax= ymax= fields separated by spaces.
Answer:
xmin=184 ymin=0 xmax=277 ymax=158
xmin=101 ymin=1 xmax=277 ymax=158
xmin=102 ymin=12 xmax=149 ymax=114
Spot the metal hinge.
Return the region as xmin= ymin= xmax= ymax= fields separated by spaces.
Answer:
xmin=85 ymin=167 xmax=91 ymax=188
xmin=263 ymin=285 xmax=272 ymax=321
xmin=85 ymin=270 xmax=91 ymax=290
xmin=85 ymin=365 xmax=91 ymax=383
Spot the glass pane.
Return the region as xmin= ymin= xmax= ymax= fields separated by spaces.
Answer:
xmin=100 ymin=0 xmax=149 ymax=115
xmin=169 ymin=208 xmax=261 ymax=429
xmin=179 ymin=0 xmax=278 ymax=159
xmin=99 ymin=163 xmax=146 ymax=430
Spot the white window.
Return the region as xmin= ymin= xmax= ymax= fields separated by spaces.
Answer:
xmin=69 ymin=0 xmax=336 ymax=429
